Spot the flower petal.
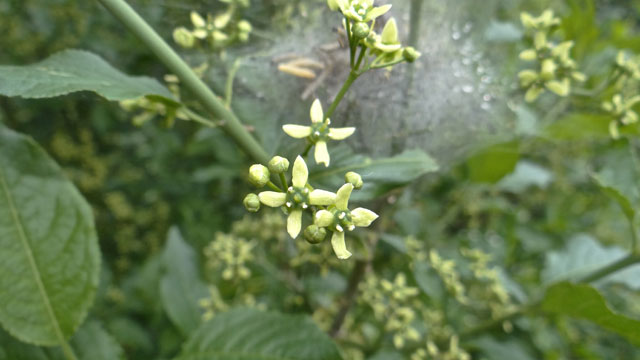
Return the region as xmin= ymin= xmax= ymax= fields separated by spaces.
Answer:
xmin=258 ymin=192 xmax=286 ymax=207
xmin=328 ymin=127 xmax=356 ymax=140
xmin=524 ymin=86 xmax=544 ymax=103
xmin=283 ymin=124 xmax=312 ymax=138
xmin=381 ymin=18 xmax=399 ymax=44
xmin=190 ymin=11 xmax=206 ymax=28
xmin=314 ymin=141 xmax=330 ymax=167
xmin=335 ymin=183 xmax=353 ymax=211
xmin=287 ymin=209 xmax=303 ymax=238
xmin=315 ymin=210 xmax=335 ymax=227
xmin=331 ymin=231 xmax=352 ymax=259
xmin=292 ymin=155 xmax=308 ymax=188
xmin=310 ymin=99 xmax=324 ymax=123
xmin=364 ymin=4 xmax=392 ymax=22
xmin=351 ymin=207 xmax=379 ymax=227
xmin=309 ymin=189 xmax=336 ymax=205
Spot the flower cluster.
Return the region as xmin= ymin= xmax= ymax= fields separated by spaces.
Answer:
xmin=518 ymin=10 xmax=585 ymax=102
xmin=203 ymin=232 xmax=255 ymax=280
xmin=602 ymin=51 xmax=640 ymax=139
xmin=429 ymin=250 xmax=468 ymax=304
xmin=411 ymin=336 xmax=471 ymax=360
xmin=173 ymin=3 xmax=252 ymax=50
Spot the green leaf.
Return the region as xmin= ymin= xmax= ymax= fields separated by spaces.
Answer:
xmin=465 ymin=141 xmax=519 ymax=183
xmin=310 ymin=148 xmax=439 ymax=200
xmin=160 ymin=227 xmax=209 ymax=336
xmin=413 ymin=261 xmax=444 ymax=302
xmin=468 ymin=336 xmax=535 ymax=360
xmin=592 ymin=145 xmax=640 ymax=221
xmin=542 ymin=234 xmax=640 ymax=289
xmin=0 ymin=328 xmax=64 ymax=360
xmin=0 ymin=126 xmax=100 ymax=345
xmin=70 ymin=321 xmax=125 ymax=360
xmin=497 ymin=161 xmax=553 ymax=193
xmin=541 ymin=282 xmax=640 ymax=346
xmin=177 ymin=308 xmax=343 ymax=360
xmin=0 ymin=49 xmax=175 ymax=101
xmin=544 ymin=113 xmax=640 ymax=140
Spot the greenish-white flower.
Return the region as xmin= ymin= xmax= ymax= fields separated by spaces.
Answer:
xmin=258 ymin=156 xmax=336 ymax=238
xmin=248 ymin=164 xmax=270 ymax=187
xmin=364 ymin=18 xmax=402 ymax=54
xmin=282 ymin=99 xmax=355 ymax=167
xmin=520 ymin=10 xmax=560 ymax=31
xmin=616 ymin=51 xmax=640 ymax=79
xmin=314 ymin=183 xmax=378 ymax=259
xmin=603 ymin=94 xmax=640 ymax=139
xmin=334 ymin=0 xmax=392 ymax=23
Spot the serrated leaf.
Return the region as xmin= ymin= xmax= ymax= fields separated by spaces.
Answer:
xmin=160 ymin=227 xmax=209 ymax=336
xmin=466 ymin=141 xmax=519 ymax=183
xmin=541 ymin=282 xmax=640 ymax=346
xmin=70 ymin=321 xmax=125 ymax=360
xmin=542 ymin=234 xmax=640 ymax=289
xmin=0 ymin=49 xmax=174 ymax=101
xmin=0 ymin=126 xmax=100 ymax=345
xmin=177 ymin=308 xmax=343 ymax=360
xmin=310 ymin=148 xmax=438 ymax=200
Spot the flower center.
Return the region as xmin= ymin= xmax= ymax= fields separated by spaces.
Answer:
xmin=309 ymin=122 xmax=330 ymax=143
xmin=286 ymin=186 xmax=310 ymax=209
xmin=332 ymin=209 xmax=355 ymax=232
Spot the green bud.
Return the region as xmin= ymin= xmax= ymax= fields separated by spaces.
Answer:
xmin=352 ymin=22 xmax=370 ymax=39
xmin=173 ymin=27 xmax=195 ymax=48
xmin=402 ymin=47 xmax=421 ymax=63
xmin=304 ymin=225 xmax=327 ymax=244
xmin=268 ymin=156 xmax=290 ymax=174
xmin=237 ymin=20 xmax=252 ymax=34
xmin=345 ymin=171 xmax=363 ymax=189
xmin=243 ymin=193 xmax=261 ymax=212
xmin=248 ymin=164 xmax=270 ymax=187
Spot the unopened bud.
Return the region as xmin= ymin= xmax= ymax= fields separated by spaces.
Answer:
xmin=248 ymin=164 xmax=270 ymax=187
xmin=268 ymin=156 xmax=290 ymax=174
xmin=304 ymin=225 xmax=327 ymax=244
xmin=243 ymin=193 xmax=260 ymax=212
xmin=173 ymin=27 xmax=195 ymax=48
xmin=238 ymin=20 xmax=252 ymax=34
xmin=345 ymin=171 xmax=363 ymax=189
xmin=352 ymin=22 xmax=370 ymax=39
xmin=402 ymin=47 xmax=421 ymax=63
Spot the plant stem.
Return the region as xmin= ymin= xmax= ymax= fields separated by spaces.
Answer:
xmin=225 ymin=59 xmax=242 ymax=108
xmin=578 ymin=253 xmax=640 ymax=283
xmin=266 ymin=181 xmax=282 ymax=192
xmin=302 ymin=143 xmax=313 ymax=158
xmin=96 ymin=0 xmax=269 ymax=164
xmin=325 ymin=71 xmax=359 ymax=120
xmin=279 ymin=173 xmax=288 ymax=189
xmin=181 ymin=107 xmax=219 ymax=127
xmin=329 ymin=259 xmax=368 ymax=337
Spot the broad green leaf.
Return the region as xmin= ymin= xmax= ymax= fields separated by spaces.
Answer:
xmin=413 ymin=261 xmax=445 ymax=302
xmin=541 ymin=282 xmax=640 ymax=346
xmin=542 ymin=234 xmax=640 ymax=289
xmin=465 ymin=141 xmax=519 ymax=183
xmin=70 ymin=320 xmax=125 ymax=360
xmin=592 ymin=145 xmax=640 ymax=221
xmin=544 ymin=113 xmax=640 ymax=140
xmin=497 ymin=161 xmax=553 ymax=193
xmin=177 ymin=308 xmax=343 ymax=360
xmin=0 ymin=126 xmax=100 ymax=345
xmin=0 ymin=49 xmax=174 ymax=101
xmin=160 ymin=227 xmax=209 ymax=336
xmin=0 ymin=328 xmax=64 ymax=360
xmin=468 ymin=336 xmax=535 ymax=360
xmin=310 ymin=147 xmax=438 ymax=200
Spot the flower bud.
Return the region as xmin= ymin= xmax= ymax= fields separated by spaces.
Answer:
xmin=304 ymin=225 xmax=327 ymax=244
xmin=345 ymin=171 xmax=363 ymax=189
xmin=268 ymin=156 xmax=290 ymax=174
xmin=352 ymin=22 xmax=370 ymax=39
xmin=248 ymin=164 xmax=270 ymax=187
xmin=402 ymin=47 xmax=421 ymax=63
xmin=238 ymin=20 xmax=252 ymax=34
xmin=173 ymin=27 xmax=196 ymax=48
xmin=243 ymin=193 xmax=260 ymax=212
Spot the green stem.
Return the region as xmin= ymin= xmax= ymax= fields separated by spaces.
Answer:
xmin=371 ymin=58 xmax=406 ymax=69
xmin=354 ymin=45 xmax=366 ymax=71
xmin=225 ymin=59 xmax=242 ymax=108
xmin=279 ymin=173 xmax=288 ymax=190
xmin=345 ymin=17 xmax=355 ymax=68
xmin=181 ymin=107 xmax=219 ymax=127
xmin=578 ymin=253 xmax=640 ymax=283
xmin=302 ymin=143 xmax=313 ymax=158
xmin=96 ymin=0 xmax=269 ymax=164
xmin=266 ymin=181 xmax=282 ymax=192
xmin=325 ymin=71 xmax=359 ymax=120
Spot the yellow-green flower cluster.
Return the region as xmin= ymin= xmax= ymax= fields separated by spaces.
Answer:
xmin=245 ymin=155 xmax=378 ymax=260
xmin=602 ymin=94 xmax=640 ymax=139
xmin=429 ymin=250 xmax=468 ymax=304
xmin=518 ymin=10 xmax=585 ymax=102
xmin=359 ymin=273 xmax=421 ymax=349
xmin=199 ymin=285 xmax=262 ymax=321
xmin=203 ymin=232 xmax=255 ymax=280
xmin=603 ymin=51 xmax=640 ymax=139
xmin=172 ymin=4 xmax=252 ymax=50
xmin=411 ymin=336 xmax=471 ymax=360
xmin=615 ymin=50 xmax=640 ymax=80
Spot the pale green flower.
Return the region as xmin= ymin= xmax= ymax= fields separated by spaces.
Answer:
xmin=315 ymin=183 xmax=378 ymax=259
xmin=616 ymin=51 xmax=640 ymax=79
xmin=282 ymin=99 xmax=355 ymax=167
xmin=603 ymin=94 xmax=640 ymax=139
xmin=258 ymin=156 xmax=336 ymax=238
xmin=334 ymin=0 xmax=392 ymax=23
xmin=364 ymin=18 xmax=402 ymax=54
xmin=520 ymin=10 xmax=560 ymax=31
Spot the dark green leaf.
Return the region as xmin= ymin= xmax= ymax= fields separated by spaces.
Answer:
xmin=177 ymin=308 xmax=343 ymax=360
xmin=0 ymin=126 xmax=100 ymax=345
xmin=160 ymin=227 xmax=209 ymax=336
xmin=541 ymin=282 xmax=640 ymax=346
xmin=0 ymin=328 xmax=64 ymax=360
xmin=465 ymin=141 xmax=519 ymax=183
xmin=0 ymin=49 xmax=174 ymax=101
xmin=544 ymin=113 xmax=640 ymax=140
xmin=70 ymin=320 xmax=125 ymax=360
xmin=413 ymin=261 xmax=444 ymax=302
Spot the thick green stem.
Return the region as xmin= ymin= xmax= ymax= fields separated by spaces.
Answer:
xmin=96 ymin=0 xmax=269 ymax=164
xmin=578 ymin=254 xmax=640 ymax=283
xmin=182 ymin=107 xmax=219 ymax=127
xmin=325 ymin=71 xmax=359 ymax=120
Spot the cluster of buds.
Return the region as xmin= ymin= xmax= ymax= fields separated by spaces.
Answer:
xmin=327 ymin=0 xmax=420 ymax=69
xmin=603 ymin=51 xmax=640 ymax=139
xmin=517 ymin=10 xmax=585 ymax=102
xmin=245 ymin=154 xmax=377 ymax=259
xmin=359 ymin=274 xmax=421 ymax=349
xmin=602 ymin=94 xmax=640 ymax=139
xmin=203 ymin=232 xmax=255 ymax=280
xmin=411 ymin=336 xmax=471 ymax=360
xmin=429 ymin=250 xmax=468 ymax=304
xmin=173 ymin=4 xmax=252 ymax=50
